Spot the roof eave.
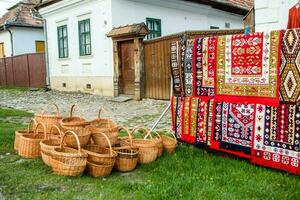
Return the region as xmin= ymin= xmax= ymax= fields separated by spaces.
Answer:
xmin=185 ymin=0 xmax=250 ymax=15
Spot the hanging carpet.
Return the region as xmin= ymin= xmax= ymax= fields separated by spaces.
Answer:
xmin=251 ymin=103 xmax=300 ymax=174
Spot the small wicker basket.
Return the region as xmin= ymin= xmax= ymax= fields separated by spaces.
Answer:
xmin=131 ymin=126 xmax=158 ymax=164
xmin=89 ymin=108 xmax=119 ymax=147
xmin=34 ymin=103 xmax=62 ymax=134
xmin=160 ymin=130 xmax=178 ymax=154
xmin=113 ymin=127 xmax=139 ymax=172
xmin=82 ymin=132 xmax=117 ymax=165
xmin=18 ymin=123 xmax=46 ymax=158
xmin=50 ymin=130 xmax=88 ymax=176
xmin=60 ymin=104 xmax=91 ymax=147
xmin=40 ymin=125 xmax=62 ymax=166
xmin=14 ymin=119 xmax=37 ymax=152
xmin=86 ymin=161 xmax=114 ymax=177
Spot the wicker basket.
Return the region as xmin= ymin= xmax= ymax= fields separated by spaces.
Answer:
xmin=34 ymin=103 xmax=62 ymax=134
xmin=82 ymin=132 xmax=117 ymax=165
xmin=14 ymin=119 xmax=37 ymax=152
xmin=18 ymin=123 xmax=46 ymax=158
xmin=161 ymin=130 xmax=177 ymax=154
xmin=40 ymin=125 xmax=62 ymax=166
xmin=86 ymin=161 xmax=114 ymax=177
xmin=113 ymin=127 xmax=139 ymax=172
xmin=60 ymin=104 xmax=91 ymax=147
xmin=50 ymin=130 xmax=88 ymax=176
xmin=131 ymin=126 xmax=158 ymax=164
xmin=89 ymin=107 xmax=119 ymax=147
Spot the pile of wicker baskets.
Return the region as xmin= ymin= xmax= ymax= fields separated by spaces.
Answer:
xmin=14 ymin=104 xmax=178 ymax=177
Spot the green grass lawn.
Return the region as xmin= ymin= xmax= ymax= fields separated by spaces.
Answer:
xmin=0 ymin=108 xmax=299 ymax=200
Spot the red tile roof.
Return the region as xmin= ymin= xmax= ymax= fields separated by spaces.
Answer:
xmin=0 ymin=0 xmax=43 ymax=29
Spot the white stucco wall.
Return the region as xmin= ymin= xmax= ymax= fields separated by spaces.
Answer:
xmin=111 ymin=0 xmax=244 ymax=34
xmin=39 ymin=0 xmax=114 ymax=96
xmin=255 ymin=0 xmax=298 ymax=32
xmin=12 ymin=27 xmax=45 ymax=55
xmin=0 ymin=31 xmax=12 ymax=57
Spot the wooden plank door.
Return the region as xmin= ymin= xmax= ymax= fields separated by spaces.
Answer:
xmin=0 ymin=43 xmax=4 ymax=58
xmin=120 ymin=40 xmax=135 ymax=95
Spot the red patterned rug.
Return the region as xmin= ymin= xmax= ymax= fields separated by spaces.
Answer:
xmin=210 ymin=101 xmax=256 ymax=159
xmin=215 ymin=31 xmax=283 ymax=106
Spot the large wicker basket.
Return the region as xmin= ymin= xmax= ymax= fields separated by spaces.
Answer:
xmin=113 ymin=127 xmax=139 ymax=172
xmin=34 ymin=103 xmax=62 ymax=134
xmin=60 ymin=104 xmax=91 ymax=147
xmin=18 ymin=123 xmax=46 ymax=158
xmin=131 ymin=126 xmax=158 ymax=164
xmin=50 ymin=130 xmax=88 ymax=176
xmin=14 ymin=119 xmax=37 ymax=152
xmin=40 ymin=125 xmax=62 ymax=166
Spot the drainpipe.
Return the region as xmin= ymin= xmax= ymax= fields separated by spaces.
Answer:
xmin=3 ymin=21 xmax=14 ymax=56
xmin=43 ymin=19 xmax=51 ymax=88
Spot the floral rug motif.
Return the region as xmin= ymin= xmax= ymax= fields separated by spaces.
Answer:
xmin=215 ymin=31 xmax=283 ymax=106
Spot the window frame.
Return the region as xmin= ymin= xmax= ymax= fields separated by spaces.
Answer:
xmin=146 ymin=17 xmax=161 ymax=39
xmin=57 ymin=25 xmax=69 ymax=58
xmin=78 ymin=19 xmax=92 ymax=56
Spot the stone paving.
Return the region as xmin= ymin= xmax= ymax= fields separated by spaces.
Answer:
xmin=0 ymin=89 xmax=171 ymax=129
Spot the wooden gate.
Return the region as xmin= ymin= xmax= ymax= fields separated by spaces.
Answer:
xmin=143 ymin=29 xmax=244 ymax=100
xmin=0 ymin=53 xmax=46 ymax=87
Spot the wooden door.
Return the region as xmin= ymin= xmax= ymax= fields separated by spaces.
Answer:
xmin=120 ymin=40 xmax=135 ymax=95
xmin=0 ymin=43 xmax=4 ymax=58
xmin=35 ymin=41 xmax=45 ymax=53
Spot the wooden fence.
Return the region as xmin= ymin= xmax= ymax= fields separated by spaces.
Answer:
xmin=143 ymin=29 xmax=244 ymax=100
xmin=0 ymin=53 xmax=46 ymax=88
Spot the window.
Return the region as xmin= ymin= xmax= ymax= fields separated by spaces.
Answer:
xmin=78 ymin=19 xmax=91 ymax=56
xmin=210 ymin=26 xmax=219 ymax=30
xmin=225 ymin=22 xmax=231 ymax=29
xmin=57 ymin=25 xmax=68 ymax=58
xmin=0 ymin=43 xmax=4 ymax=58
xmin=35 ymin=41 xmax=45 ymax=53
xmin=146 ymin=18 xmax=161 ymax=39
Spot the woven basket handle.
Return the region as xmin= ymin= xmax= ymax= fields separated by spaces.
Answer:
xmin=159 ymin=129 xmax=177 ymax=141
xmin=61 ymin=130 xmax=81 ymax=153
xmin=131 ymin=126 xmax=153 ymax=139
xmin=34 ymin=122 xmax=46 ymax=136
xmin=145 ymin=130 xmax=161 ymax=140
xmin=119 ymin=126 xmax=133 ymax=147
xmin=70 ymin=104 xmax=84 ymax=118
xmin=41 ymin=103 xmax=60 ymax=116
xmin=27 ymin=118 xmax=38 ymax=133
xmin=98 ymin=132 xmax=113 ymax=156
xmin=98 ymin=107 xmax=112 ymax=128
xmin=48 ymin=125 xmax=63 ymax=140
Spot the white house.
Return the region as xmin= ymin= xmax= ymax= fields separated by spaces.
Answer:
xmin=0 ymin=0 xmax=45 ymax=58
xmin=255 ymin=0 xmax=298 ymax=32
xmin=38 ymin=0 xmax=253 ymax=97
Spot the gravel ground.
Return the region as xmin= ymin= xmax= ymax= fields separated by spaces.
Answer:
xmin=0 ymin=89 xmax=171 ymax=129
